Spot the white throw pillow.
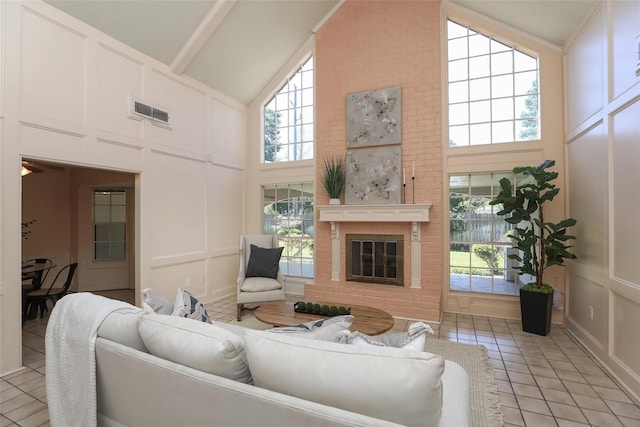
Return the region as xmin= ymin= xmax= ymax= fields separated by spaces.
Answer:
xmin=244 ymin=329 xmax=444 ymax=427
xmin=141 ymin=288 xmax=173 ymax=315
xmin=171 ymin=288 xmax=212 ymax=323
xmin=266 ymin=315 xmax=354 ymax=341
xmin=335 ymin=321 xmax=433 ymax=351
xmin=138 ymin=312 xmax=252 ymax=384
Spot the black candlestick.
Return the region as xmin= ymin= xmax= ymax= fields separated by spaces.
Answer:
xmin=412 ymin=176 xmax=415 ymax=204
xmin=403 ymin=183 xmax=406 ymax=204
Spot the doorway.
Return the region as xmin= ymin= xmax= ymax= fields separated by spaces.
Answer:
xmin=21 ymin=158 xmax=137 ymax=304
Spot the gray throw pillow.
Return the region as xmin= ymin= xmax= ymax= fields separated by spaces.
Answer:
xmin=245 ymin=244 xmax=283 ymax=279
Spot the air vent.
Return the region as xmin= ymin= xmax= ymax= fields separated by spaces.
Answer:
xmin=134 ymin=101 xmax=153 ymax=118
xmin=129 ymin=96 xmax=171 ymax=127
xmin=152 ymin=108 xmax=169 ymax=123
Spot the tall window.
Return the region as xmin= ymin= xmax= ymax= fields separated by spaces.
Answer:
xmin=449 ymin=173 xmax=518 ymax=295
xmin=263 ymin=56 xmax=314 ymax=163
xmin=93 ymin=189 xmax=126 ymax=261
xmin=263 ymin=183 xmax=314 ymax=278
xmin=447 ymin=19 xmax=540 ymax=146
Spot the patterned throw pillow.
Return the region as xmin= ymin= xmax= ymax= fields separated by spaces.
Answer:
xmin=171 ymin=288 xmax=212 ymax=323
xmin=335 ymin=321 xmax=433 ymax=351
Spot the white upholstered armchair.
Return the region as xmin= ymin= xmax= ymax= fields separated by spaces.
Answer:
xmin=236 ymin=234 xmax=286 ymax=320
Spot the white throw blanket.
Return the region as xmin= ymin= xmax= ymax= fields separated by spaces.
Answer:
xmin=45 ymin=293 xmax=135 ymax=427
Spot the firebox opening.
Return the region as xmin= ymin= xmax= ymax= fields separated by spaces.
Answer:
xmin=346 ymin=234 xmax=404 ymax=286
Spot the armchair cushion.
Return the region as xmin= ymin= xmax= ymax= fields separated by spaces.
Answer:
xmin=239 ymin=277 xmax=282 ymax=292
xmin=245 ymin=244 xmax=283 ymax=279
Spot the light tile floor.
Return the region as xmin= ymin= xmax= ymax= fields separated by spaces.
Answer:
xmin=2 ymin=290 xmax=640 ymax=427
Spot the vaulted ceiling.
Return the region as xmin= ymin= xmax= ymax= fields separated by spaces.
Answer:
xmin=44 ymin=0 xmax=597 ymax=106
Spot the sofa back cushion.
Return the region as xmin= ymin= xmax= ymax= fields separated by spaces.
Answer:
xmin=138 ymin=313 xmax=252 ymax=384
xmin=98 ymin=307 xmax=148 ymax=353
xmin=244 ymin=329 xmax=444 ymax=427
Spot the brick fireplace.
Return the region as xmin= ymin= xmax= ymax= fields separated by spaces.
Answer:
xmin=311 ymin=0 xmax=443 ymax=321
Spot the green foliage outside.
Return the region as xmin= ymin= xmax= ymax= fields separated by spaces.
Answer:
xmin=450 ymin=250 xmax=504 ymax=276
xmin=263 ymin=108 xmax=281 ymax=162
xmin=473 ymin=244 xmax=501 ymax=274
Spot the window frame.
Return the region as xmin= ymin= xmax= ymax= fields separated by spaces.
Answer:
xmin=446 ymin=18 xmax=541 ymax=147
xmin=92 ymin=188 xmax=127 ymax=262
xmin=261 ymin=54 xmax=315 ymax=164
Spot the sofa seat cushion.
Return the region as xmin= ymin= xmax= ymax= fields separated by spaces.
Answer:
xmin=244 ymin=329 xmax=444 ymax=427
xmin=138 ymin=313 xmax=252 ymax=384
xmin=239 ymin=276 xmax=282 ymax=292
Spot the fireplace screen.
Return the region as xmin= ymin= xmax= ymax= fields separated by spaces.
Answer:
xmin=346 ymin=234 xmax=404 ymax=286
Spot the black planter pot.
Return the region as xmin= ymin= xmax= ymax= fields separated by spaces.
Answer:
xmin=520 ymin=288 xmax=553 ymax=336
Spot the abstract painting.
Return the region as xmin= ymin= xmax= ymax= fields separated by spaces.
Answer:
xmin=346 ymin=85 xmax=401 ymax=148
xmin=345 ymin=146 xmax=401 ymax=204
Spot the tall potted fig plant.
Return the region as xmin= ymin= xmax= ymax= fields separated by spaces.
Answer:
xmin=490 ymin=160 xmax=577 ymax=335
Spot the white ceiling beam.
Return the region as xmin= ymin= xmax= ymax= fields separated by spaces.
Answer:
xmin=170 ymin=0 xmax=238 ymax=74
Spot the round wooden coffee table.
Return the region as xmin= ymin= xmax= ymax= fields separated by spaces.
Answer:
xmin=255 ymin=301 xmax=394 ymax=336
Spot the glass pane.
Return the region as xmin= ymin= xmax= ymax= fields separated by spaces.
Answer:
xmin=448 ymin=81 xmax=468 ymax=103
xmin=469 ymin=77 xmax=490 ymax=101
xmin=469 ymin=100 xmax=490 ymax=123
xmin=449 ymin=103 xmax=469 ymax=125
xmin=491 ymin=75 xmax=514 ymax=98
xmin=362 ymin=241 xmax=372 ymax=276
xmin=491 ymin=51 xmax=513 ymax=74
xmin=447 ymin=37 xmax=468 ymax=60
xmin=95 ymin=242 xmax=110 ymax=260
xmin=111 ymin=223 xmax=125 ymax=240
xmin=492 ymin=98 xmax=514 ymax=121
xmin=469 ymin=123 xmax=490 ymax=145
xmin=94 ymin=193 xmax=110 ymax=205
xmin=449 ymin=125 xmax=469 ymax=147
xmin=111 ymin=205 xmax=126 ymax=222
xmin=111 ymin=191 xmax=126 ymax=205
xmin=468 ymin=34 xmax=489 ymax=56
xmin=514 ymin=52 xmax=537 ymax=72
xmin=450 ymin=267 xmax=471 ymax=291
xmin=469 ymin=55 xmax=490 ymax=79
xmin=448 ymin=59 xmax=468 ymax=81
xmin=447 ymin=20 xmax=467 ymax=39
xmin=374 ymin=242 xmax=385 ymax=278
xmin=111 ymin=243 xmax=126 ymax=260
xmin=95 ymin=224 xmax=110 ymax=241
xmin=492 ymin=121 xmax=514 ymax=143
xmin=94 ymin=206 xmax=110 ymax=222
xmin=351 ymin=241 xmax=361 ymax=275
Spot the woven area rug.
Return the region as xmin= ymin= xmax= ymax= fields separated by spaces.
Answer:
xmin=233 ymin=313 xmax=503 ymax=427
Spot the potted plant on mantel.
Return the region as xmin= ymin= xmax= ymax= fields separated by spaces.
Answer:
xmin=490 ymin=160 xmax=577 ymax=336
xmin=321 ymin=153 xmax=346 ymax=205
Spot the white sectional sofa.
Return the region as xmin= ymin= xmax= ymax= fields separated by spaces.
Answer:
xmin=45 ymin=294 xmax=470 ymax=427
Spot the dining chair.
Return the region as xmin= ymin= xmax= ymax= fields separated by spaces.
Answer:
xmin=25 ymin=262 xmax=78 ymax=319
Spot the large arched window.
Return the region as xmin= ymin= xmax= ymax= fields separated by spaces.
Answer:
xmin=447 ymin=20 xmax=540 ymax=146
xmin=263 ymin=56 xmax=314 ymax=163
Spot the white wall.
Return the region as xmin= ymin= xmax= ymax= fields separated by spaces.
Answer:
xmin=0 ymin=0 xmax=247 ymax=375
xmin=564 ymin=0 xmax=640 ymax=400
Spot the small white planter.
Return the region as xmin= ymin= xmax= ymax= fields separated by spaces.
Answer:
xmin=329 ymin=198 xmax=341 ymax=205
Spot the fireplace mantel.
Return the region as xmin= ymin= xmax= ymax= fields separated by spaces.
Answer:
xmin=317 ymin=203 xmax=432 ymax=288
xmin=318 ymin=203 xmax=431 ymax=223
